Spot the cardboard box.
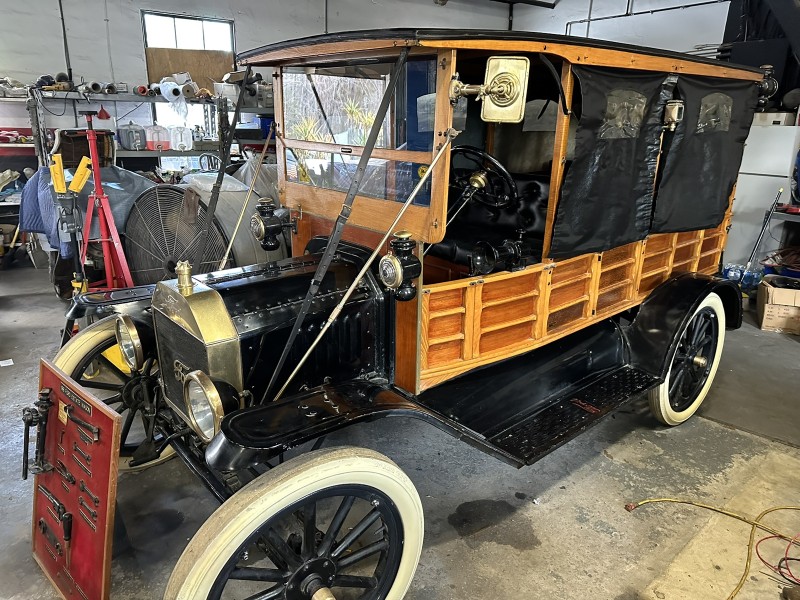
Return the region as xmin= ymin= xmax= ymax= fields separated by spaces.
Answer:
xmin=757 ymin=275 xmax=800 ymax=335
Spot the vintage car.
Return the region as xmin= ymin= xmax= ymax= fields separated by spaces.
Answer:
xmin=25 ymin=28 xmax=769 ymax=600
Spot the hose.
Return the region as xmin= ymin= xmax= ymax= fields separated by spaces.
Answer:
xmin=626 ymin=498 xmax=800 ymax=599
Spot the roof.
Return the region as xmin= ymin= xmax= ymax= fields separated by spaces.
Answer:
xmin=238 ymin=28 xmax=763 ymax=79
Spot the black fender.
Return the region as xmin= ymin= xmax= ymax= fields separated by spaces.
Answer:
xmin=65 ymin=285 xmax=154 ymax=326
xmin=624 ymin=273 xmax=741 ymax=380
xmin=205 ymin=381 xmax=523 ymax=471
xmin=63 ymin=285 xmax=156 ymax=349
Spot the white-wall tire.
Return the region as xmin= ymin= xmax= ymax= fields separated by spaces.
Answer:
xmin=54 ymin=316 xmax=175 ymax=471
xmin=165 ymin=447 xmax=424 ymax=600
xmin=648 ymin=292 xmax=725 ymax=426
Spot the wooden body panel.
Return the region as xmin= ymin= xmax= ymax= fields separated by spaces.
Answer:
xmin=418 ymin=219 xmax=729 ymax=392
xmin=420 ymin=39 xmax=761 ymax=81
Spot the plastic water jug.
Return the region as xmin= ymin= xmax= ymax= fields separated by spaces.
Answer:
xmin=145 ymin=123 xmax=170 ymax=151
xmin=170 ymin=126 xmax=193 ymax=151
xmin=117 ymin=121 xmax=146 ymax=151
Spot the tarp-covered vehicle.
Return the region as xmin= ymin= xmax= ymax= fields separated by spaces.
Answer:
xmin=24 ymin=29 xmax=770 ymax=599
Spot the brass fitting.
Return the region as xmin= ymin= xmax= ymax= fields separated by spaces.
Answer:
xmin=176 ymin=261 xmax=193 ymax=296
xmin=469 ymin=171 xmax=489 ymax=189
xmin=311 ymin=587 xmax=337 ymax=600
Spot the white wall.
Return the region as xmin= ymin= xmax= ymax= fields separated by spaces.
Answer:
xmin=512 ymin=0 xmax=730 ymax=53
xmin=0 ymin=0 xmax=509 ymax=85
xmin=0 ymin=0 xmax=509 ymax=129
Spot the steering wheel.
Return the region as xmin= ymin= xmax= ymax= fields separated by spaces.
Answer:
xmin=449 ymin=146 xmax=518 ymax=209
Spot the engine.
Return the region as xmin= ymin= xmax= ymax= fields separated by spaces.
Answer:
xmin=148 ymin=240 xmax=385 ymax=437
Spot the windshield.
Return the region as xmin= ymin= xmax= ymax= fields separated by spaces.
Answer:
xmin=281 ymin=59 xmax=437 ymax=206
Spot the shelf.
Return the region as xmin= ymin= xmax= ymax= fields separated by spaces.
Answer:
xmin=38 ymin=91 xmax=212 ymax=106
xmin=0 ymin=96 xmax=27 ymax=103
xmin=0 ymin=143 xmax=34 ymax=147
xmin=239 ymin=107 xmax=275 ymax=114
xmin=37 ymin=91 xmax=274 ymax=114
xmin=116 ymin=149 xmax=218 ymax=157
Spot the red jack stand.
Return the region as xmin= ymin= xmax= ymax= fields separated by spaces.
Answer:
xmin=78 ymin=110 xmax=133 ymax=290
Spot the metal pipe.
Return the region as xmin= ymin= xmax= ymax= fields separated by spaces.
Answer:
xmin=216 ymin=122 xmax=275 ymax=270
xmin=57 ymin=0 xmax=73 ymax=83
xmin=566 ymin=0 xmax=728 ymax=36
xmin=170 ymin=437 xmax=230 ymax=504
xmin=585 ymin=0 xmax=594 ymax=37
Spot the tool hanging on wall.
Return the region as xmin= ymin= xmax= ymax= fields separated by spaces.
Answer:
xmin=77 ymin=111 xmax=134 ymax=290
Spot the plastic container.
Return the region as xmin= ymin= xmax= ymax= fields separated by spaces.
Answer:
xmin=145 ymin=123 xmax=170 ymax=151
xmin=117 ymin=121 xmax=146 ymax=151
xmin=170 ymin=126 xmax=193 ymax=151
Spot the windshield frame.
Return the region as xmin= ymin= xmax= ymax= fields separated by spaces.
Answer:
xmin=275 ymin=48 xmax=453 ymax=244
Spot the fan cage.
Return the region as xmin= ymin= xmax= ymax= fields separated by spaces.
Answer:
xmin=123 ymin=185 xmax=233 ymax=285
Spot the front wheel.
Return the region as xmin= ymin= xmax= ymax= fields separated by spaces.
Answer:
xmin=648 ymin=292 xmax=726 ymax=426
xmin=54 ymin=316 xmax=175 ymax=471
xmin=165 ymin=447 xmax=424 ymax=600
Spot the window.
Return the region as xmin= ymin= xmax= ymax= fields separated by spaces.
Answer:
xmin=282 ymin=60 xmax=436 ymax=206
xmin=697 ymin=92 xmax=733 ymax=134
xmin=143 ymin=12 xmax=234 ymax=52
xmin=141 ymin=11 xmax=233 ymax=158
xmin=599 ymin=89 xmax=647 ymax=140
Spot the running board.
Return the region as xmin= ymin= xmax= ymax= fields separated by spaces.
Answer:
xmin=488 ymin=366 xmax=659 ymax=465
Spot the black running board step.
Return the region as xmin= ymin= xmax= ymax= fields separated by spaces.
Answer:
xmin=488 ymin=366 xmax=659 ymax=465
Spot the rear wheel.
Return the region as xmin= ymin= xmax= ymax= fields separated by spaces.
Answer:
xmin=54 ymin=316 xmax=174 ymax=471
xmin=648 ymin=292 xmax=725 ymax=426
xmin=165 ymin=447 xmax=424 ymax=600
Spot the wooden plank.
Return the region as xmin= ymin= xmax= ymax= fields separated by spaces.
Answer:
xmin=536 ymin=265 xmax=553 ymax=339
xmin=419 ymin=40 xmax=762 ymax=81
xmin=395 ymin=275 xmax=422 ymax=393
xmin=145 ymin=48 xmax=233 ymax=90
xmin=632 ymin=240 xmax=647 ymax=297
xmin=586 ymin=254 xmax=602 ymax=318
xmin=419 ymin=291 xmax=431 ymax=373
xmin=541 ymin=62 xmax=574 ymax=259
xmin=467 ymin=281 xmax=480 ymax=359
xmin=429 ymin=332 xmax=466 ymax=345
xmin=429 ymin=306 xmax=466 ymax=318
xmin=429 ymin=49 xmax=458 ymax=244
xmin=283 ymin=182 xmax=433 ymax=241
xmin=482 ymin=289 xmax=538 ymax=308
xmin=241 ymin=39 xmax=420 ymax=65
xmin=419 ymin=296 xmax=644 ymax=390
xmin=274 ymin=70 xmax=287 ymax=212
xmin=292 ymin=212 xmax=391 ymax=255
xmin=283 ymin=138 xmax=431 ymax=164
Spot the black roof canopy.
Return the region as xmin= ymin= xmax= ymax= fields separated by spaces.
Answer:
xmin=238 ymin=28 xmax=762 ymax=76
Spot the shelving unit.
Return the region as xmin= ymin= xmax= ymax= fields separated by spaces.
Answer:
xmin=28 ymin=89 xmax=274 ymax=168
xmin=116 ymin=149 xmax=218 ymax=157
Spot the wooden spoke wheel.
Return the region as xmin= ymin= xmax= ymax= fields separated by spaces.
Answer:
xmin=165 ymin=448 xmax=424 ymax=600
xmin=54 ymin=316 xmax=175 ymax=471
xmin=649 ymin=292 xmax=725 ymax=426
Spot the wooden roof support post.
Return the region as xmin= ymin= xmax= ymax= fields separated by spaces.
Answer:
xmin=542 ymin=61 xmax=574 ymax=259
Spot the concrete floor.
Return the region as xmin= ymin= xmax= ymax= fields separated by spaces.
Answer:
xmin=2 ymin=264 xmax=800 ymax=600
